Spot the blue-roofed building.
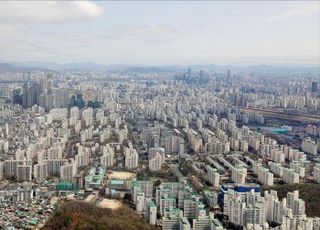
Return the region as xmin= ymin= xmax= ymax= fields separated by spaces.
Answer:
xmin=218 ymin=183 xmax=261 ymax=204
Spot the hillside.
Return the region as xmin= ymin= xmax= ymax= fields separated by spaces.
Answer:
xmin=42 ymin=201 xmax=154 ymax=230
xmin=267 ymin=183 xmax=320 ymax=217
xmin=0 ymin=62 xmax=37 ymax=73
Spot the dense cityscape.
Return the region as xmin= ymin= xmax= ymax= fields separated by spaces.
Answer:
xmin=0 ymin=65 xmax=319 ymax=230
xmin=0 ymin=1 xmax=319 ymax=230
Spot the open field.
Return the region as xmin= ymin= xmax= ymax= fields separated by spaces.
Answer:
xmin=97 ymin=199 xmax=122 ymax=210
xmin=107 ymin=171 xmax=136 ymax=180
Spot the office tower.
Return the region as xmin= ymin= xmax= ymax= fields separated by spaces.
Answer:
xmin=54 ymin=89 xmax=70 ymax=108
xmin=12 ymin=88 xmax=22 ymax=104
xmin=71 ymin=93 xmax=85 ymax=108
xmin=199 ymin=70 xmax=204 ymax=78
xmin=227 ymin=69 xmax=231 ymax=80
xmin=39 ymin=77 xmax=48 ymax=92
xmin=32 ymin=82 xmax=40 ymax=105
xmin=46 ymin=76 xmax=53 ymax=93
xmin=22 ymin=82 xmax=38 ymax=108
xmin=22 ymin=83 xmax=29 ymax=108
xmin=311 ymin=82 xmax=318 ymax=93
xmin=187 ymin=68 xmax=191 ymax=77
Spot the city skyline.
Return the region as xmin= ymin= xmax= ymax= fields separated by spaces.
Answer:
xmin=0 ymin=1 xmax=319 ymax=66
xmin=1 ymin=1 xmax=320 ymax=230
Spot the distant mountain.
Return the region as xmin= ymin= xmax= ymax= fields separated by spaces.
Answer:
xmin=8 ymin=61 xmax=106 ymax=71
xmin=181 ymin=64 xmax=320 ymax=73
xmin=123 ymin=66 xmax=183 ymax=73
xmin=0 ymin=63 xmax=15 ymax=72
xmin=0 ymin=62 xmax=37 ymax=73
xmin=8 ymin=61 xmax=142 ymax=71
xmin=124 ymin=64 xmax=320 ymax=74
xmin=1 ymin=61 xmax=319 ymax=73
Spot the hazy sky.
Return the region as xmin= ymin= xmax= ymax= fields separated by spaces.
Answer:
xmin=0 ymin=1 xmax=319 ymax=66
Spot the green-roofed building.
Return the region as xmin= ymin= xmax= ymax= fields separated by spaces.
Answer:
xmin=57 ymin=181 xmax=75 ymax=191
xmin=203 ymin=189 xmax=218 ymax=207
xmin=162 ymin=208 xmax=182 ymax=230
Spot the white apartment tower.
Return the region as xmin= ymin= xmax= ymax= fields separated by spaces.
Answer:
xmin=125 ymin=147 xmax=139 ymax=169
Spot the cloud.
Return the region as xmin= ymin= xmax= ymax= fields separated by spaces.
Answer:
xmin=0 ymin=1 xmax=104 ymax=24
xmin=101 ymin=24 xmax=177 ymax=41
xmin=266 ymin=2 xmax=320 ymax=22
xmin=128 ymin=24 xmax=176 ymax=34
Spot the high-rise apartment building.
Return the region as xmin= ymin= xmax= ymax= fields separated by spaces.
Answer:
xmin=125 ymin=147 xmax=138 ymax=169
xmin=16 ymin=165 xmax=32 ymax=181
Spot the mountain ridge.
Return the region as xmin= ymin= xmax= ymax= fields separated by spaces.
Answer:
xmin=0 ymin=61 xmax=319 ymax=73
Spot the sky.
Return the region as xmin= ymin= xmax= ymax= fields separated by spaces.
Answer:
xmin=0 ymin=1 xmax=319 ymax=66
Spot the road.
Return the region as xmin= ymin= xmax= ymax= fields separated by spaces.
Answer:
xmin=240 ymin=107 xmax=320 ymax=123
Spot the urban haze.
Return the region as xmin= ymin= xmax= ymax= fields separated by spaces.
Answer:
xmin=0 ymin=1 xmax=320 ymax=230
